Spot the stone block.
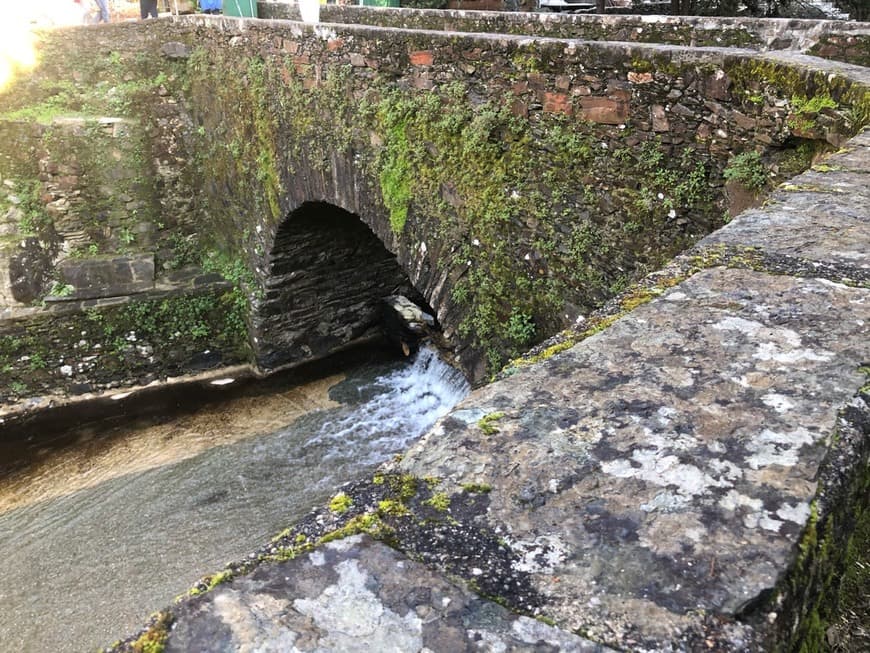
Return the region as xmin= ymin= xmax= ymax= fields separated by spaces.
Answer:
xmin=53 ymin=253 xmax=155 ymax=301
xmin=651 ymin=104 xmax=669 ymax=132
xmin=578 ymin=97 xmax=627 ymax=125
xmin=543 ymin=91 xmax=572 ymax=115
xmin=409 ymin=50 xmax=434 ymax=66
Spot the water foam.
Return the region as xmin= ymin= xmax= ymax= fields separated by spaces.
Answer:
xmin=310 ymin=346 xmax=470 ymax=465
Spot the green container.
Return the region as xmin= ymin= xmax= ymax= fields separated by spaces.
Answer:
xmin=223 ymin=0 xmax=258 ymax=17
xmin=361 ymin=0 xmax=400 ymax=5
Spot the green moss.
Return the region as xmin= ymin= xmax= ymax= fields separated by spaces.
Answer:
xmin=724 ymin=150 xmax=768 ymax=193
xmin=773 ymin=412 xmax=870 ymax=653
xmin=379 ymin=122 xmax=412 ymax=233
xmin=130 ymin=611 xmax=173 ymax=653
xmin=328 ymin=492 xmax=353 ymax=514
xmin=477 ymin=411 xmax=505 ymax=436
xmin=186 ymin=570 xmax=233 ymax=598
xmin=377 ymin=498 xmax=410 ymax=516
xmin=780 ymin=183 xmax=845 ymax=194
xmin=726 ymin=60 xmax=870 ymax=137
xmin=791 ymin=94 xmax=839 ymax=116
xmin=317 ymin=513 xmax=393 ymax=545
xmin=810 ymin=164 xmax=842 ymax=173
xmin=535 ymin=615 xmax=557 ymax=627
xmin=425 ymin=492 xmax=451 ymax=512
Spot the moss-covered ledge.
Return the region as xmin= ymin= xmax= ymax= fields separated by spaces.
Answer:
xmin=0 ymin=272 xmax=250 ymax=411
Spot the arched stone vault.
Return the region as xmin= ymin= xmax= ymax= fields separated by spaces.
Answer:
xmin=252 ymin=201 xmax=427 ymax=372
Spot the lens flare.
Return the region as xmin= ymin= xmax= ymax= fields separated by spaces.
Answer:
xmin=1 ymin=2 xmax=90 ymax=93
xmin=0 ymin=14 xmax=37 ymax=93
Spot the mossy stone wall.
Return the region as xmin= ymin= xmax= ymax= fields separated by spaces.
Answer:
xmin=0 ymin=16 xmax=867 ymax=398
xmin=259 ymin=3 xmax=870 ymax=55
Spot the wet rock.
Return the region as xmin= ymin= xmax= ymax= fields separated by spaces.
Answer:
xmin=382 ymin=295 xmax=436 ymax=356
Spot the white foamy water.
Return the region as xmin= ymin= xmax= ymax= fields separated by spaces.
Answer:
xmin=311 ymin=345 xmax=471 ymax=465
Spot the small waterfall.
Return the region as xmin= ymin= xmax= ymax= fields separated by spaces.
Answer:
xmin=309 ymin=345 xmax=470 ymax=466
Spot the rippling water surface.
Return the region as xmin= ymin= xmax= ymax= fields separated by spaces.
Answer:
xmin=0 ymin=347 xmax=469 ymax=652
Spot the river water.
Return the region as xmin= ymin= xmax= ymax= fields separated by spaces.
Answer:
xmin=0 ymin=346 xmax=469 ymax=652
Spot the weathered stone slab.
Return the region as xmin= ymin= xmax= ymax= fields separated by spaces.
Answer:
xmin=165 ymin=534 xmax=610 ymax=652
xmin=701 ymin=202 xmax=869 ymax=269
xmin=400 ymin=267 xmax=869 ymax=649
xmin=52 ymin=253 xmax=155 ymax=300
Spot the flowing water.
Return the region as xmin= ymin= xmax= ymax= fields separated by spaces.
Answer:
xmin=0 ymin=346 xmax=469 ymax=653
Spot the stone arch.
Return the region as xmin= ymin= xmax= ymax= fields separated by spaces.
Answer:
xmin=251 ymin=201 xmax=426 ymax=372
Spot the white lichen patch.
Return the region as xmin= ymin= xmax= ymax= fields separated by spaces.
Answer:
xmin=753 ymin=341 xmax=833 ymax=364
xmin=324 ymin=533 xmax=364 ymax=553
xmin=761 ymin=393 xmax=795 ymax=413
xmin=719 ymin=490 xmax=783 ymax=532
xmin=712 ymin=316 xmax=766 ymax=337
xmin=719 ymin=490 xmax=763 ymax=513
xmin=744 ymin=428 xmax=815 ymax=469
xmin=743 ymin=512 xmax=783 ymax=532
xmin=600 ymin=449 xmax=733 ymax=498
xmin=292 ymin=558 xmax=423 ymax=650
xmin=776 ymin=501 xmax=811 ymax=524
xmin=640 ymin=491 xmax=691 ymax=513
xmin=713 ymin=318 xmax=834 ymax=365
xmin=509 ymin=535 xmax=569 ymax=574
xmin=511 ymin=616 xmax=599 ymax=649
xmin=213 ymin=590 xmax=299 ymax=651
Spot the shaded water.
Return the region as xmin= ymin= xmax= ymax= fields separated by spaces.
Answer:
xmin=0 ymin=346 xmax=469 ymax=652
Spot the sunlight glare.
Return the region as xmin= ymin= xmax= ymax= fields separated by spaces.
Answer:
xmin=1 ymin=1 xmax=90 ymax=92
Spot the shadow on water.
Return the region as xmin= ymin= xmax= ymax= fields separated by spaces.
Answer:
xmin=0 ymin=342 xmax=402 ymax=478
xmin=0 ymin=343 xmax=469 ymax=652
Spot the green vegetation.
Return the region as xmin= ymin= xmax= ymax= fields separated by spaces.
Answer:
xmin=0 ymin=179 xmax=52 ymax=237
xmin=425 ymin=492 xmax=451 ymax=512
xmin=723 ymin=151 xmax=768 ymax=193
xmin=130 ymin=611 xmax=173 ymax=653
xmin=791 ymin=94 xmax=839 ymax=116
xmin=108 ymin=292 xmax=247 ymax=351
xmin=378 ymin=115 xmax=413 ymax=233
xmin=0 ymin=287 xmax=250 ymax=403
xmin=372 ymin=472 xmax=418 ymax=501
xmin=477 ymin=411 xmax=505 ymax=436
xmin=187 ymin=570 xmax=232 ymax=598
xmin=328 ymin=492 xmax=353 ymax=514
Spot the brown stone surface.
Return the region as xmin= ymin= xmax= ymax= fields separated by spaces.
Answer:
xmin=578 ymin=97 xmax=628 ymax=125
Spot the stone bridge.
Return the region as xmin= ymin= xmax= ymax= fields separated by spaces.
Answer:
xmin=0 ymin=7 xmax=868 ymax=651
xmin=1 ymin=7 xmax=869 ymax=403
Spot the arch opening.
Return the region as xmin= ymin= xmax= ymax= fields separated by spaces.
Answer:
xmin=253 ymin=202 xmax=429 ymax=372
